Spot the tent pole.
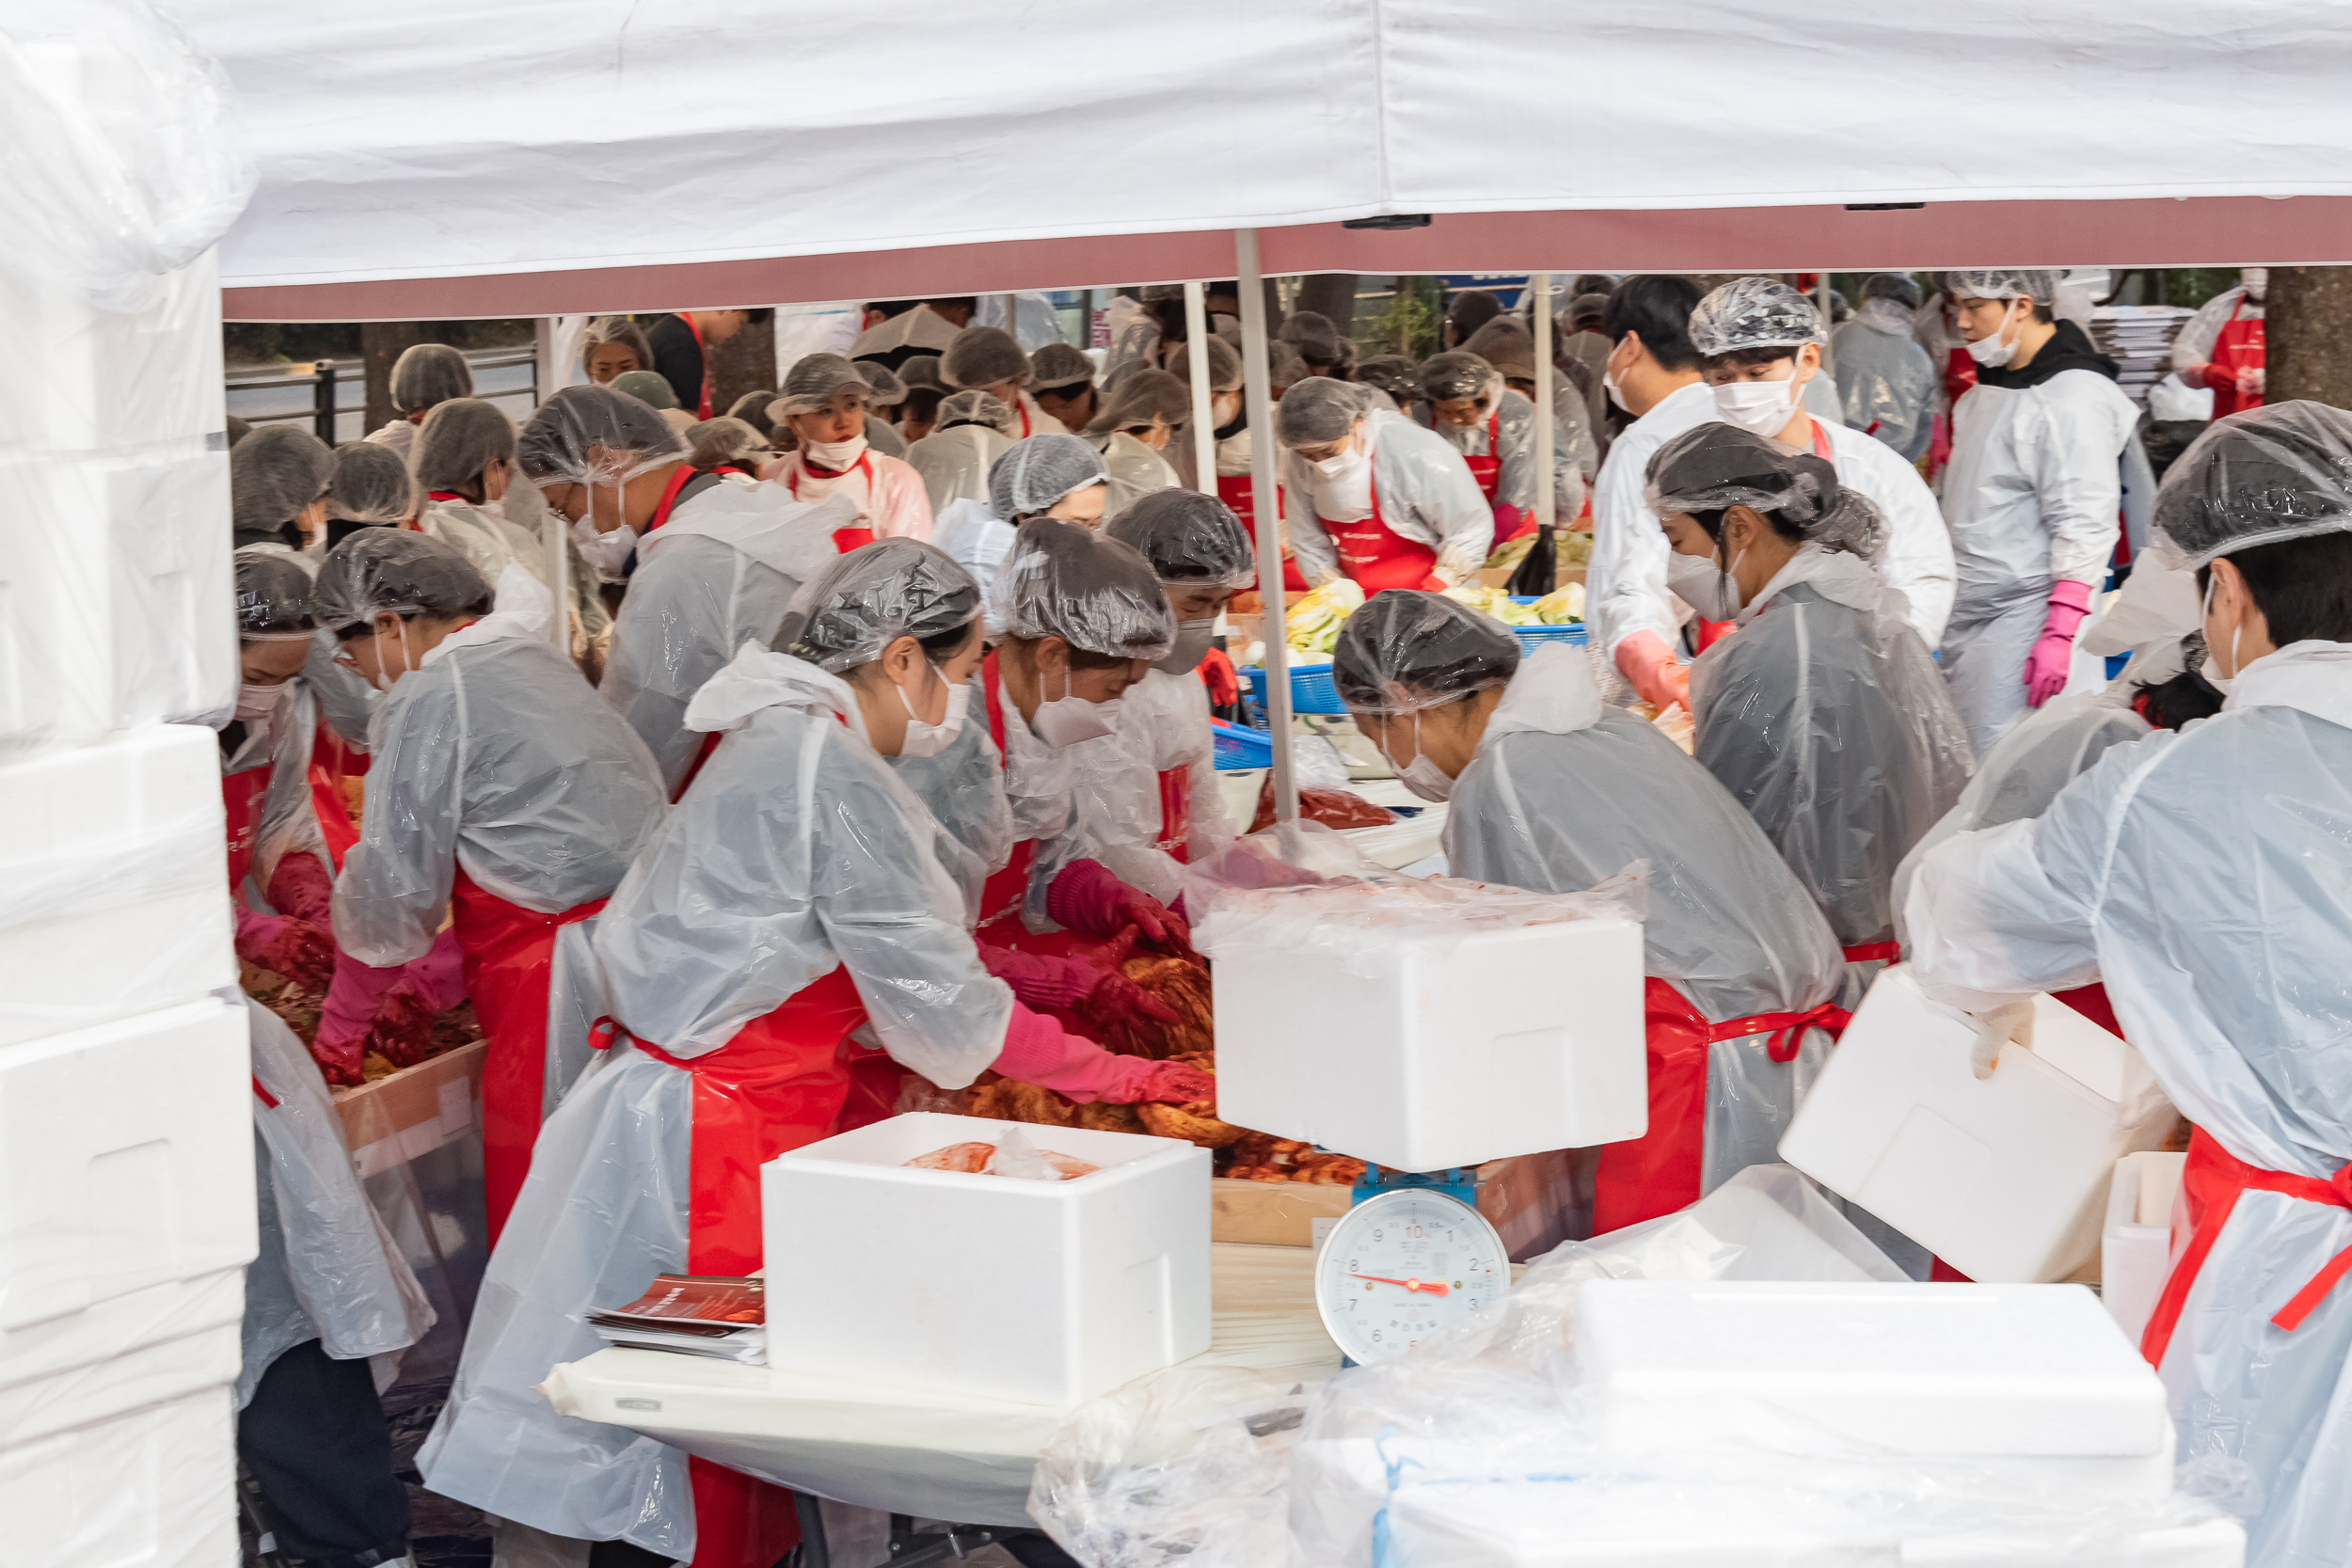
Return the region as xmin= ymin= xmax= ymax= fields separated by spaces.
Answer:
xmin=1235 ymin=228 xmax=1296 ymax=826
xmin=1530 ymin=274 xmax=1555 ymax=533
xmin=1183 ymin=280 xmax=1216 ymax=492
xmin=1817 ymin=271 xmax=1835 ymax=377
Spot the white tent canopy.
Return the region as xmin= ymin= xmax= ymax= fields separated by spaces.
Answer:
xmin=164 ymin=0 xmax=2352 ymax=320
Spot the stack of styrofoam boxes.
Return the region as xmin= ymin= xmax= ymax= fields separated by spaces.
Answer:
xmin=0 ymin=29 xmax=248 ymax=1558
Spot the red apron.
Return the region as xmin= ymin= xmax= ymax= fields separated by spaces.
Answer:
xmin=970 ymin=654 xmax=1109 ymax=962
xmin=1842 ymin=942 xmax=1899 ymax=965
xmin=450 ymin=870 xmax=611 ymax=1243
xmin=2206 ymin=300 xmax=2266 ymax=419
xmin=223 ymin=766 xmax=271 ymax=895
xmin=644 ymin=464 xmax=697 ymax=535
xmin=1219 ymin=474 xmax=1310 ymax=595
xmin=2141 ymin=1127 xmax=2352 ymax=1368
xmin=1156 ymin=765 xmax=1191 ymax=861
xmin=672 ymin=731 xmax=724 ymax=803
xmin=1591 ymin=977 xmax=1851 ymax=1233
xmin=306 ymin=722 xmax=362 ymax=872
xmin=595 ymin=965 xmax=871 ymax=1568
xmin=787 ymin=452 xmax=880 ymax=552
xmin=1463 ymin=410 xmax=1501 ymax=504
xmin=1327 ymin=471 xmax=1445 ymax=595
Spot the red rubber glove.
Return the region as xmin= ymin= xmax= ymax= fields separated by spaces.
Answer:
xmin=316 ymin=948 xmax=408 ymax=1082
xmin=979 ymin=935 xmax=1180 ymax=1024
xmin=1111 ymin=1058 xmax=1219 ymax=1105
xmin=1490 ymin=502 xmax=1526 ymax=543
xmin=265 ymin=852 xmax=336 ymax=926
xmin=368 ymin=983 xmax=441 ymax=1069
xmin=234 ymin=907 xmax=337 ymax=990
xmin=2024 ymin=579 xmax=2096 ymax=707
xmin=401 ymin=928 xmax=469 ymax=1014
xmin=1048 ymin=859 xmax=1197 ymax=959
xmin=1198 ymin=647 xmax=1239 ymax=707
xmin=1613 ymin=628 xmax=1692 ymax=714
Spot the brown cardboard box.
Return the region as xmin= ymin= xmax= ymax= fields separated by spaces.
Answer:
xmin=332 ymin=1039 xmax=486 ymax=1180
xmin=1212 ymin=1147 xmax=1594 ymax=1261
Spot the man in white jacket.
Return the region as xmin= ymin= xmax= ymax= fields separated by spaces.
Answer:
xmin=1936 ymin=267 xmax=2137 ymax=756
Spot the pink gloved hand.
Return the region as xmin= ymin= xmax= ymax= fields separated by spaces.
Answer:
xmin=979 ymin=937 xmax=1181 ymax=1025
xmin=1100 ymin=1057 xmax=1219 ymax=1106
xmin=990 ymin=1003 xmax=1137 ymax=1105
xmin=233 ymin=906 xmax=337 ymax=990
xmin=316 ymin=948 xmax=408 ymax=1082
xmin=2024 ymin=579 xmax=2096 ymax=707
xmin=1048 ymin=860 xmax=1197 ymax=959
xmin=1613 ymin=628 xmax=1692 ymax=714
xmin=264 ymin=852 xmax=336 ymax=926
xmin=367 ymin=983 xmax=441 ymax=1069
xmin=401 ymin=928 xmax=469 ymax=1014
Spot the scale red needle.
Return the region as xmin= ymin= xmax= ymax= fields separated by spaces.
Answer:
xmin=1349 ymin=1274 xmax=1450 ymax=1296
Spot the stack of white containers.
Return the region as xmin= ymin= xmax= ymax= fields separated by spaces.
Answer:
xmin=0 ymin=15 xmax=250 ymax=1562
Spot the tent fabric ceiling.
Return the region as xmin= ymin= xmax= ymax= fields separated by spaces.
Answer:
xmin=162 ymin=0 xmax=2352 ymax=317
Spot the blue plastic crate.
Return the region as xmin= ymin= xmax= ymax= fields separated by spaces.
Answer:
xmin=1243 ymin=660 xmax=1349 ymax=717
xmin=1505 ymin=598 xmax=1589 ymax=653
xmin=1209 ymin=720 xmax=1276 ymax=770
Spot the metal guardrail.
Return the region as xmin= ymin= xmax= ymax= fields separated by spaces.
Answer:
xmin=228 ymin=345 xmax=539 ymax=440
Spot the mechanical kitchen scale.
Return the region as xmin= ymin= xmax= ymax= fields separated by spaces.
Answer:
xmin=1312 ymin=1165 xmax=1507 ymax=1367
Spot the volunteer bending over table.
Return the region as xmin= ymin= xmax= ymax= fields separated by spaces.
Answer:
xmin=1645 ymin=422 xmax=1971 ymax=986
xmin=1904 ymin=401 xmax=2352 ymax=1568
xmin=421 ymin=543 xmax=1207 ymax=1568
xmin=316 ymin=531 xmax=667 ymax=1242
xmin=1276 ymin=377 xmax=1491 ymax=594
xmin=1331 ymin=592 xmax=1848 ymax=1231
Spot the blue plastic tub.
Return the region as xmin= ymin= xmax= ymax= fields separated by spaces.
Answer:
xmin=1243 ymin=660 xmax=1349 ymax=717
xmin=1210 ymin=720 xmax=1276 ymax=770
xmin=1506 ymin=597 xmax=1589 ymax=654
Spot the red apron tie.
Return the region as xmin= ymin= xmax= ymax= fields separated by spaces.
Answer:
xmin=1842 ymin=941 xmax=1900 ymax=965
xmin=644 ymin=463 xmax=697 ymax=534
xmin=2142 ymin=1129 xmax=2352 ymax=1367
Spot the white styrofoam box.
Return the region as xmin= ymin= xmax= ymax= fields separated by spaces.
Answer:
xmin=762 ymin=1112 xmax=1211 ymax=1406
xmin=0 ymin=243 xmax=225 ymax=454
xmin=1777 ymin=966 xmax=2176 ymax=1282
xmin=2103 ymin=1151 xmax=2187 ymax=1350
xmin=1577 ymin=1281 xmax=2169 ymax=1469
xmin=0 ymin=997 xmax=255 ymax=1400
xmin=0 ymin=1385 xmax=239 ymax=1568
xmin=1214 ymin=917 xmax=1645 ymax=1172
xmin=0 ymin=724 xmax=233 ymax=1047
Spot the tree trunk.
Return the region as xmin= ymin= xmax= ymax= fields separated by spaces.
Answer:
xmin=1294 ymin=274 xmax=1359 ymax=337
xmin=708 ymin=314 xmax=778 ymax=420
xmin=2265 ymin=266 xmax=2352 ymax=409
xmin=361 ymin=322 xmax=423 ymax=434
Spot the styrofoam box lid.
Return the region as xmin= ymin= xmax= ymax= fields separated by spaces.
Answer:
xmin=1388 ymin=1479 xmax=1879 ymax=1566
xmin=1578 ymin=1281 xmax=2169 ymax=1457
xmin=769 ymin=1111 xmax=1199 ymax=1191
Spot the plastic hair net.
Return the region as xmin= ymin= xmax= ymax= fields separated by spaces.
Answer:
xmin=899 ymin=354 xmax=946 ymax=392
xmin=1645 ymin=422 xmax=1841 ymax=530
xmin=1863 ymin=272 xmax=1923 ymax=311
xmin=773 ymin=352 xmax=870 ymax=417
xmin=685 ymin=417 xmax=771 ymax=471
xmin=855 ymin=359 xmax=908 ymax=404
xmin=1332 ymin=589 xmax=1520 ymax=716
xmin=580 ymin=316 xmax=653 ymax=373
xmin=1030 ymin=341 xmax=1098 ymax=394
xmin=1943 ymin=268 xmax=2060 ymax=305
xmin=1458 ymin=318 xmax=1538 ymax=382
xmin=1267 ymin=341 xmax=1309 ymax=391
xmin=1355 ymin=354 xmax=1422 ymax=402
xmin=231 ymin=425 xmax=334 ymax=533
xmin=938 ymin=388 xmax=1015 ymax=433
xmin=410 ymin=398 xmax=516 ymax=493
xmin=1689 ymin=277 xmax=1825 ymax=357
xmin=943 ymin=326 xmax=1031 ymax=390
xmin=2151 ymin=400 xmax=2352 ymax=567
xmin=1275 ymin=377 xmax=1371 ymax=447
xmin=517 ymin=384 xmax=691 ymax=487
xmin=724 ymin=389 xmax=779 ymax=439
xmin=1168 ymin=335 xmax=1242 ymax=393
xmin=1567 ymin=291 xmax=1613 ymax=325
xmin=778 ymin=538 xmax=983 ymax=673
xmin=315 ymin=529 xmax=493 ymax=631
xmin=235 ymin=552 xmax=318 ymax=642
xmin=1104 ymin=490 xmax=1257 ymax=588
xmin=389 ymin=342 xmax=472 ymax=416
xmin=328 ymin=441 xmax=415 ymax=524
xmin=1420 ymin=351 xmax=1502 ymax=404
xmin=1279 ymin=310 xmax=1348 ymax=368
xmin=992 ymin=518 xmax=1175 ymax=660
xmin=1085 ymin=368 xmax=1190 ymax=440
xmin=989 ymin=434 xmax=1109 ymax=520
xmin=612 ymin=369 xmax=680 ymax=411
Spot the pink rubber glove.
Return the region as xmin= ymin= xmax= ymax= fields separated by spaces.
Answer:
xmin=979 ymin=938 xmax=1180 ymax=1025
xmin=1048 ymin=860 xmax=1197 ymax=959
xmin=233 ymin=907 xmax=337 ymax=990
xmin=264 ymin=852 xmax=336 ymax=926
xmin=2024 ymin=579 xmax=2096 ymax=707
xmin=401 ymin=928 xmax=469 ymax=1014
xmin=1613 ymin=629 xmax=1692 ymax=714
xmin=991 ymin=1005 xmax=1217 ymax=1105
xmin=316 ymin=949 xmax=408 ymax=1082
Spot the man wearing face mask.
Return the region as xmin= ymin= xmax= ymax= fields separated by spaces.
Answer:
xmin=1689 ymin=277 xmax=1956 ymax=649
xmin=1419 ymin=349 xmax=1590 ymax=554
xmin=1586 ymin=275 xmax=1714 ymax=714
xmin=1275 ymin=377 xmax=1491 ymax=594
xmin=770 ymin=352 xmax=934 ymax=549
xmin=315 ymin=531 xmax=668 ymax=1243
xmin=2171 ymin=268 xmax=2268 ymax=420
xmin=1904 ymin=402 xmax=2352 ymax=1565
xmin=519 ymin=384 xmax=705 ymax=587
xmin=1938 ymin=268 xmax=2138 ymax=757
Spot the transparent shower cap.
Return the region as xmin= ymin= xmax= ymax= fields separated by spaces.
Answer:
xmin=315 ymin=529 xmax=495 ymax=632
xmin=234 ymin=552 xmax=319 ymax=642
xmin=1419 ymin=351 xmax=1502 ymax=405
xmin=773 ymin=353 xmax=873 ymax=418
xmin=1084 ymin=369 xmax=1190 ymax=441
xmin=991 ymin=518 xmax=1175 ymax=661
xmin=1332 ymin=589 xmax=1521 ymax=716
xmin=937 ymin=388 xmax=1015 ymax=434
xmin=855 ymin=359 xmax=908 ymax=404
xmin=231 ymin=425 xmax=334 ymax=534
xmin=1029 ymin=341 xmax=1098 ymax=394
xmin=944 ymin=327 xmax=1031 ymax=390
xmin=1689 ymin=277 xmax=1826 ymax=358
xmin=1168 ymin=334 xmax=1242 ymax=393
xmin=778 ymin=538 xmax=985 ymax=673
xmin=410 ymin=398 xmax=516 ymax=493
xmin=516 ymin=384 xmax=692 ymax=488
xmin=988 ymin=434 xmax=1109 ymax=521
xmin=1104 ymin=490 xmax=1257 ymax=588
xmin=1275 ymin=377 xmax=1371 ymax=447
xmin=2151 ymin=400 xmax=2352 ymax=568
xmin=1942 ymin=269 xmax=2061 ymax=305
xmin=328 ymin=441 xmax=417 ymax=524
xmin=389 ymin=342 xmax=472 ymax=415
xmin=1645 ymin=422 xmax=1886 ymax=555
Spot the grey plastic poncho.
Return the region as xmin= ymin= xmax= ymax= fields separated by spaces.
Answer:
xmin=1830 ymin=301 xmax=1939 ymax=463
xmin=909 ymin=403 xmax=1016 ymax=515
xmin=2150 ymin=400 xmax=2352 ymax=568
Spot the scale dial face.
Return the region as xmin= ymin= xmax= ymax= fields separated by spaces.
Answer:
xmin=1313 ymin=1188 xmax=1507 ymax=1365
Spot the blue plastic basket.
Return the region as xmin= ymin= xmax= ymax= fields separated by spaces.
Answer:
xmin=1243 ymin=660 xmax=1349 ymax=717
xmin=1209 ymin=720 xmax=1276 ymax=770
xmin=1505 ymin=598 xmax=1589 ymax=653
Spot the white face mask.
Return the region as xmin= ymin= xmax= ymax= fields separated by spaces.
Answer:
xmin=1378 ymin=714 xmax=1457 ymax=802
xmin=1710 ymin=372 xmax=1804 ymax=437
xmin=1029 ymin=664 xmax=1122 ymax=749
xmin=572 ymin=514 xmax=636 ymax=578
xmin=1155 ymin=618 xmax=1217 ymax=675
xmin=235 ymin=678 xmax=288 ymax=722
xmin=896 ymin=670 xmax=968 ymax=758
xmin=803 ymin=433 xmax=869 ymax=470
xmin=1666 ymin=546 xmax=1744 ymax=621
xmin=1965 ymin=304 xmax=2024 ymax=367
xmin=2242 ymin=268 xmax=2267 ymax=303
xmin=361 ymin=620 xmax=415 ymax=694
xmin=1603 ymin=347 xmax=1631 ymax=412
xmin=1311 ymin=448 xmax=1364 ymax=480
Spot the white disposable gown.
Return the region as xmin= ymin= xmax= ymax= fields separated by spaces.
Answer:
xmin=1904 ymin=641 xmax=2352 ymax=1568
xmin=773 ymin=450 xmax=933 ymax=542
xmin=887 ymin=678 xmax=1014 ymax=918
xmin=1280 ymin=409 xmax=1492 ymax=588
xmin=1095 ymin=430 xmax=1181 ymax=522
xmin=1065 ymin=665 xmax=1237 ymax=908
xmin=908 ymin=421 xmax=1015 ymax=515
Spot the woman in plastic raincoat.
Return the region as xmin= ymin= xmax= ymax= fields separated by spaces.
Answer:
xmin=1905 ymin=402 xmax=2352 ymax=1568
xmin=1647 ymin=422 xmax=1973 ymax=989
xmin=1275 ymin=377 xmax=1492 ymax=594
xmin=1331 ymin=591 xmax=1848 ymax=1231
xmin=420 ymin=541 xmax=1207 ymax=1567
